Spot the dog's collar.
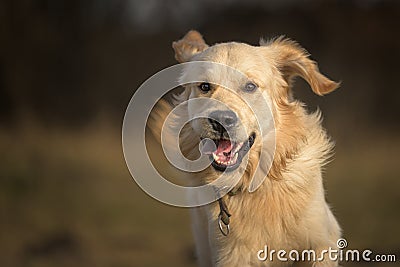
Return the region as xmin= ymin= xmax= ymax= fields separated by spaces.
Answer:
xmin=216 ymin=185 xmax=242 ymax=236
xmin=217 ymin=198 xmax=231 ymax=236
xmin=228 ymin=186 xmax=241 ymax=196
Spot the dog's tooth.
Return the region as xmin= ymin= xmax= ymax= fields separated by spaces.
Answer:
xmin=233 ymin=142 xmax=243 ymax=153
xmin=233 ymin=153 xmax=238 ymax=162
xmin=213 ymin=153 xmax=219 ymax=161
xmin=232 ymin=147 xmax=237 ymax=154
xmin=238 ymin=142 xmax=243 ymax=150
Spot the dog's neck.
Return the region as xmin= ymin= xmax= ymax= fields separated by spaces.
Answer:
xmin=215 ymin=108 xmax=332 ymax=237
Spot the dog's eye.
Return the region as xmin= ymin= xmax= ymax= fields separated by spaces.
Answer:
xmin=244 ymin=82 xmax=258 ymax=92
xmin=199 ymin=82 xmax=212 ymax=93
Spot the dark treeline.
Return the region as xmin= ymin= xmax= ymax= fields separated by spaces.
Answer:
xmin=1 ymin=0 xmax=399 ymax=129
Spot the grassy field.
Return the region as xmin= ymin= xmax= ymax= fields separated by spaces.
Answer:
xmin=0 ymin=121 xmax=398 ymax=267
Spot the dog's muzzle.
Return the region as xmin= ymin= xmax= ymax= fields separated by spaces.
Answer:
xmin=201 ymin=110 xmax=256 ymax=172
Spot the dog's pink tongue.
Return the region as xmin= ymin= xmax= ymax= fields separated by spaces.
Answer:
xmin=216 ymin=140 xmax=233 ymax=155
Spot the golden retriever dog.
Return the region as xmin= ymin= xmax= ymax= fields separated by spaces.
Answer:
xmin=147 ymin=31 xmax=341 ymax=267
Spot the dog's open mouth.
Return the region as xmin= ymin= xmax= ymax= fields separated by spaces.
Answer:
xmin=202 ymin=133 xmax=256 ymax=172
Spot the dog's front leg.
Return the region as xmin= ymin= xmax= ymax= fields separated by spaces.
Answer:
xmin=190 ymin=206 xmax=213 ymax=267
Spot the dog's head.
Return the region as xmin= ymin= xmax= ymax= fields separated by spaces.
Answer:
xmin=172 ymin=30 xmax=339 ymax=176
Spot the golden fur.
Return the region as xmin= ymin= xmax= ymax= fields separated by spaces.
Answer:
xmin=147 ymin=31 xmax=341 ymax=267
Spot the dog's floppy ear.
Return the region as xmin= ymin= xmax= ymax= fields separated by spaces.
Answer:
xmin=265 ymin=37 xmax=339 ymax=96
xmin=172 ymin=30 xmax=209 ymax=63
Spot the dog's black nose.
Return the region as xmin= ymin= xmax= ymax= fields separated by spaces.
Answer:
xmin=208 ymin=110 xmax=238 ymax=132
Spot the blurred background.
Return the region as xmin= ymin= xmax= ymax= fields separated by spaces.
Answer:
xmin=0 ymin=0 xmax=399 ymax=266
